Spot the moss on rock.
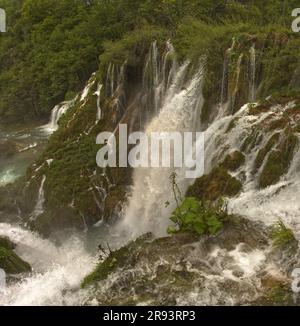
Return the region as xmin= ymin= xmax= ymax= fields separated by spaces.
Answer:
xmin=221 ymin=151 xmax=245 ymax=171
xmin=0 ymin=237 xmax=16 ymax=250
xmin=187 ymin=166 xmax=242 ymax=201
xmin=0 ymin=245 xmax=31 ymax=274
xmin=259 ymin=131 xmax=298 ymax=188
xmin=254 ymin=133 xmax=280 ymax=171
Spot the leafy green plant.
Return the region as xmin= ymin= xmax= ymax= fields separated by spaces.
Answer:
xmin=271 ymin=219 xmax=296 ymax=247
xmin=168 ymin=197 xmax=225 ymax=236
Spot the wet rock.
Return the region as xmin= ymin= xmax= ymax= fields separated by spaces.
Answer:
xmin=186 ymin=167 xmax=242 ymax=201
xmin=0 ymin=237 xmax=31 ymax=274
xmin=0 ymin=236 xmax=16 ymax=250
xmin=82 ymin=217 xmax=276 ymax=306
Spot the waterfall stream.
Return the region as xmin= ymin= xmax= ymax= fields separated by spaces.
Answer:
xmin=31 ymin=175 xmax=46 ymax=219
xmin=118 ymin=62 xmax=204 ymax=239
xmin=249 ymin=45 xmax=256 ymax=102
xmin=43 ymin=101 xmax=73 ymax=133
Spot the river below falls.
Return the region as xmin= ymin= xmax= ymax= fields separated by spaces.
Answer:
xmin=0 ymin=123 xmax=50 ymax=186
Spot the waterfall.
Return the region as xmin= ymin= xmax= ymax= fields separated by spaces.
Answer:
xmin=141 ymin=41 xmax=177 ymax=125
xmin=94 ymin=83 xmax=103 ymax=122
xmin=117 ymin=61 xmax=204 ymax=239
xmin=105 ymin=63 xmax=126 ymax=122
xmin=220 ymin=38 xmax=235 ymax=105
xmin=230 ymin=53 xmax=243 ymax=114
xmin=45 ymin=101 xmax=73 ymax=133
xmin=249 ymin=45 xmax=256 ymax=102
xmin=80 ymin=76 xmax=96 ymax=102
xmin=220 ymin=56 xmax=228 ymax=105
xmin=106 ymin=63 xmax=115 ymax=98
xmin=0 ymin=223 xmax=94 ymax=305
xmin=202 ymin=101 xmax=300 ymax=237
xmin=32 ymin=175 xmax=46 ymax=218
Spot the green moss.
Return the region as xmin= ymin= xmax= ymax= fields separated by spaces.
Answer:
xmin=263 ymin=284 xmax=294 ymax=306
xmin=259 ymin=151 xmax=285 ymax=188
xmin=259 ymin=132 xmax=298 ymax=188
xmin=82 ymin=234 xmax=152 ymax=288
xmin=221 ymin=151 xmax=245 ymax=171
xmin=0 ymin=246 xmax=31 ymax=274
xmin=241 ymin=129 xmax=263 ymax=153
xmin=187 ymin=167 xmax=242 ymax=201
xmin=254 ymin=133 xmax=280 ymax=171
xmin=0 ymin=237 xmax=15 ymax=250
xmin=271 ymin=219 xmax=297 ymax=248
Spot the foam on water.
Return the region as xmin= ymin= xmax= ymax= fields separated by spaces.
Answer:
xmin=0 ymin=223 xmax=94 ymax=306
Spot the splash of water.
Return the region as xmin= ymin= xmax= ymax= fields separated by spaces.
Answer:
xmin=0 ymin=223 xmax=94 ymax=306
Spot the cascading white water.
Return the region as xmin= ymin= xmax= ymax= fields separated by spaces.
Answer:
xmin=0 ymin=223 xmax=94 ymax=306
xmin=44 ymin=101 xmax=73 ymax=133
xmin=141 ymin=41 xmax=177 ymax=126
xmin=94 ymin=83 xmax=103 ymax=122
xmin=220 ymin=38 xmax=235 ymax=105
xmin=230 ymin=53 xmax=243 ymax=114
xmin=203 ymin=101 xmax=300 ymax=237
xmin=249 ymin=45 xmax=256 ymax=102
xmin=118 ymin=61 xmax=204 ymax=239
xmin=31 ymin=175 xmax=46 ymax=219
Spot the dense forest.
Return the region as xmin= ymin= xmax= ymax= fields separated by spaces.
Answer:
xmin=0 ymin=0 xmax=300 ymax=122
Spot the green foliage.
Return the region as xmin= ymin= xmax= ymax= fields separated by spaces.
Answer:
xmin=0 ymin=245 xmax=31 ymax=274
xmin=82 ymin=234 xmax=151 ymax=288
xmin=99 ymin=25 xmax=168 ymax=71
xmin=271 ymin=219 xmax=296 ymax=248
xmin=168 ymin=197 xmax=225 ymax=236
xmin=1 ymin=0 xmax=300 ymax=123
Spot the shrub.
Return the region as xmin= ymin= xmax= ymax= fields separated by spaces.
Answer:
xmin=168 ymin=197 xmax=226 ymax=236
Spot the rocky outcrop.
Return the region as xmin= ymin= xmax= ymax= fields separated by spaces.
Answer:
xmin=81 ymin=216 xmax=298 ymax=306
xmin=0 ymin=236 xmax=31 ymax=274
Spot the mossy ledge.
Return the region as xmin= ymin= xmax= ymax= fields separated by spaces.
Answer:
xmin=0 ymin=237 xmax=31 ymax=274
xmin=187 ymin=166 xmax=242 ymax=201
